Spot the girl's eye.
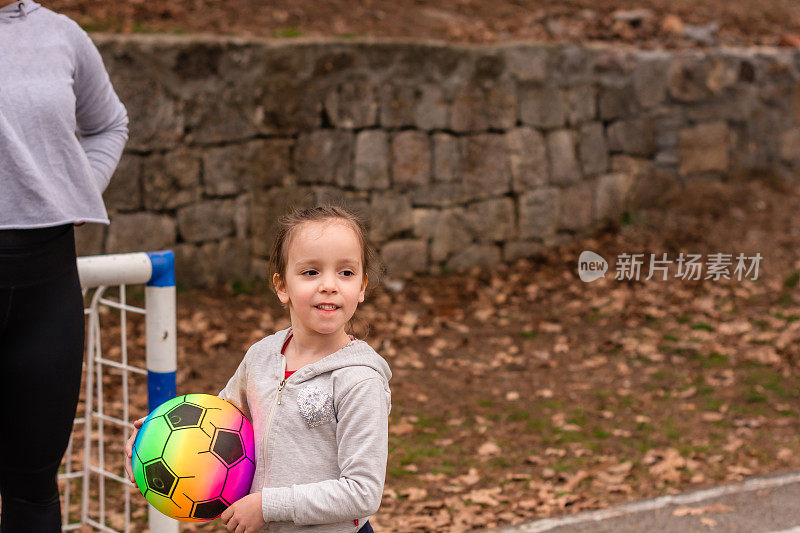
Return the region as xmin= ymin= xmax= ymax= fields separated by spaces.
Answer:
xmin=341 ymin=270 xmax=355 ymax=277
xmin=302 ymin=270 xmax=318 ymax=276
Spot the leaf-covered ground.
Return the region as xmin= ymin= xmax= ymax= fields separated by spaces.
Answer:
xmin=46 ymin=0 xmax=800 ymax=49
xmin=58 ymin=175 xmax=800 ymax=532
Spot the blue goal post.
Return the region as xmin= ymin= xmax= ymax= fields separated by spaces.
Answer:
xmin=59 ymin=251 xmax=179 ymax=533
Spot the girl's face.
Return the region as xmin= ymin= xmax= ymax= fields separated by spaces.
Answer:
xmin=274 ymin=220 xmax=367 ymax=339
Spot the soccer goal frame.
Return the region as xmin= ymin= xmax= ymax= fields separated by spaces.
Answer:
xmin=59 ymin=251 xmax=179 ymax=533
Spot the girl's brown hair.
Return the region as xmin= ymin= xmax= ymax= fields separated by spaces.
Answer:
xmin=267 ymin=205 xmax=385 ymax=335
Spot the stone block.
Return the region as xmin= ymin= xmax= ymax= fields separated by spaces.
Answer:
xmin=611 ymin=155 xmax=655 ymax=178
xmin=102 ymin=43 xmax=184 ymax=150
xmin=142 ymin=149 xmax=202 ymax=210
xmin=545 ymin=130 xmax=581 ymax=185
xmin=254 ymin=75 xmax=321 ymax=135
xmin=598 ymin=83 xmax=635 ymax=120
xmin=519 ymin=188 xmax=558 ymax=240
xmin=446 ymin=244 xmax=501 ymax=271
xmin=507 ymin=128 xmax=547 ymax=191
xmin=793 ymin=83 xmax=800 ymax=123
xmin=433 ymin=133 xmax=461 ymax=183
xmin=295 ymin=130 xmax=354 ymax=187
xmin=104 ymin=154 xmax=143 ymax=212
xmin=203 ymin=146 xmax=245 ymax=197
xmin=565 ymin=85 xmax=597 ymax=125
xmin=654 ymin=151 xmax=680 ymax=168
xmin=74 ymin=223 xmax=106 ymax=256
xmin=450 ymin=80 xmax=517 ymax=132
xmin=204 ymin=139 xmax=291 ymax=196
xmin=578 ymin=122 xmax=609 ymax=177
xmin=381 ymin=83 xmax=449 ymax=130
xmin=234 ymin=193 xmax=251 ymax=240
xmin=412 ymin=208 xmax=440 ymax=240
xmin=779 ymin=128 xmax=800 ymax=162
xmin=685 ymin=86 xmax=757 ymax=123
xmin=174 ymin=242 xmax=218 ymax=288
xmin=414 ymin=84 xmax=449 ymax=131
xmin=379 ymin=84 xmax=416 ymax=128
xmin=503 ymin=240 xmax=547 ymax=262
xmin=519 ymin=86 xmax=566 ymax=128
xmin=106 ymin=213 xmax=177 ymax=253
xmin=668 ymin=56 xmax=737 ymax=103
xmin=177 ymin=199 xmax=236 ymax=243
xmin=461 ymin=134 xmax=512 ymax=197
xmin=609 ymin=155 xmax=663 ymax=206
xmin=184 ymin=87 xmax=258 ymax=144
xmin=354 ymin=130 xmax=390 ymax=190
xmin=409 ymin=183 xmax=470 ymax=208
xmin=516 ymin=128 xmax=553 ymax=189
xmin=324 ymin=77 xmax=378 ymax=129
xmin=392 ymin=130 xmax=431 ymax=190
xmin=558 ymin=181 xmax=594 ymax=231
xmin=503 ymin=45 xmax=549 ymax=83
xmin=251 ymin=258 xmax=269 ymax=283
xmin=551 ymin=45 xmax=592 ymax=87
xmin=464 ymin=198 xmax=515 ymax=242
xmin=369 ymin=192 xmax=413 ymax=243
xmin=632 ymin=53 xmax=669 ymax=108
xmin=413 ymin=208 xmax=471 ymax=263
xmin=679 ymin=121 xmax=729 ymax=175
xmin=607 ymin=118 xmax=656 ymax=156
xmin=381 ymin=239 xmax=428 ymax=276
xmin=250 ymin=187 xmax=317 ymax=257
xmin=654 ymin=114 xmax=685 ymax=150
xmin=217 ymin=238 xmax=253 ymax=284
xmin=433 ymin=214 xmax=471 ymax=264
xmin=596 ymin=172 xmax=635 ymax=221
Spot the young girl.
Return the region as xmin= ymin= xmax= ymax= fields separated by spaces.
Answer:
xmin=125 ymin=205 xmax=391 ymax=533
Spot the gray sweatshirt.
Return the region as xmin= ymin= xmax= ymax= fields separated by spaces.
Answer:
xmin=219 ymin=328 xmax=392 ymax=532
xmin=0 ymin=0 xmax=129 ymax=228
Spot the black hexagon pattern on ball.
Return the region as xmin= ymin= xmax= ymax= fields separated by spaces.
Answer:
xmin=144 ymin=460 xmax=177 ymax=497
xmin=166 ymin=402 xmax=204 ymax=429
xmin=212 ymin=429 xmax=245 ymax=466
xmin=192 ymin=497 xmax=229 ymax=520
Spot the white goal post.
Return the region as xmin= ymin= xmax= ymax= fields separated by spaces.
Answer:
xmin=59 ymin=251 xmax=179 ymax=533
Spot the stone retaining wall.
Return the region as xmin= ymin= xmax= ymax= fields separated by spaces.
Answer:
xmin=75 ymin=35 xmax=800 ymax=286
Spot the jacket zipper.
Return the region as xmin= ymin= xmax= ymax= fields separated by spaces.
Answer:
xmin=277 ymin=377 xmax=287 ymax=404
xmin=261 ymin=353 xmax=289 ymax=483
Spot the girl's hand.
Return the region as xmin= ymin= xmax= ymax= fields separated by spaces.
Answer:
xmin=220 ymin=492 xmax=265 ymax=532
xmin=123 ymin=417 xmax=146 ymax=483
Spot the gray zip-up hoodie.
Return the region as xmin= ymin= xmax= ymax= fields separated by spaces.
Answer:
xmin=219 ymin=328 xmax=392 ymax=532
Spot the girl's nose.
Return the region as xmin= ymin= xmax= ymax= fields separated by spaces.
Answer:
xmin=319 ymin=273 xmax=338 ymax=292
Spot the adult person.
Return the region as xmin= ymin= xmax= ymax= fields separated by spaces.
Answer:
xmin=0 ymin=1 xmax=129 ymax=530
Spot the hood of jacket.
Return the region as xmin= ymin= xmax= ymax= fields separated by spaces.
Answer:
xmin=0 ymin=1 xmax=40 ymax=23
xmin=275 ymin=328 xmax=392 ymax=385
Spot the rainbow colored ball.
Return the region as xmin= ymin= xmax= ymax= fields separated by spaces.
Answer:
xmin=132 ymin=394 xmax=256 ymax=522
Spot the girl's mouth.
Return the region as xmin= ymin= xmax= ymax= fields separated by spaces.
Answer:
xmin=315 ymin=304 xmax=339 ymax=311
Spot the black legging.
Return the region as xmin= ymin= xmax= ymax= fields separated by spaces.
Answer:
xmin=0 ymin=225 xmax=85 ymax=532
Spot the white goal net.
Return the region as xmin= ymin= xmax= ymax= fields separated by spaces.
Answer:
xmin=60 ymin=251 xmax=178 ymax=533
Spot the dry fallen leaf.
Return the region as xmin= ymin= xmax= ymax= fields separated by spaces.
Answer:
xmin=389 ymin=422 xmax=414 ymax=436
xmin=399 ymin=487 xmax=428 ymax=501
xmin=478 ymin=441 xmax=501 ymax=456
xmin=701 ymin=517 xmax=718 ymax=528
xmin=674 ymin=503 xmax=734 ymax=516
